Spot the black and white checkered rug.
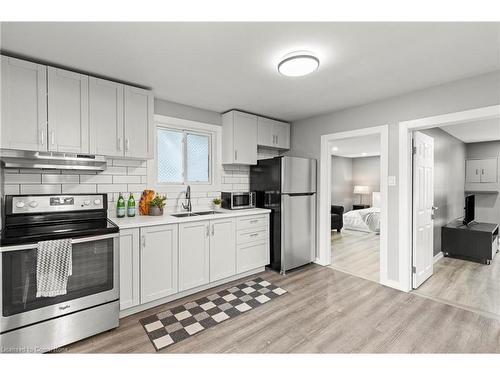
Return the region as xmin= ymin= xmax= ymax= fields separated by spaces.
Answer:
xmin=139 ymin=277 xmax=287 ymax=351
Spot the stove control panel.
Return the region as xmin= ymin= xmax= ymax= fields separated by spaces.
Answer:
xmin=9 ymin=194 xmax=106 ymax=214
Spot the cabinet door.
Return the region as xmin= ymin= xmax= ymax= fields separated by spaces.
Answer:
xmin=257 ymin=117 xmax=274 ymax=147
xmin=480 ymin=158 xmax=498 ymax=183
xmin=233 ymin=111 xmax=257 ymax=164
xmin=119 ymin=228 xmax=140 ymax=310
xmin=1 ymin=56 xmax=47 ymax=151
xmin=465 ymin=160 xmax=482 ymax=183
xmin=179 ymin=221 xmax=210 ymax=291
xmin=274 ymin=121 xmax=290 ymax=149
xmin=140 ymin=224 xmax=179 ymax=304
xmin=209 ymin=218 xmax=236 ymax=282
xmin=47 ymin=67 xmax=89 ymax=153
xmin=124 ymin=85 xmax=153 ymax=159
xmin=236 ymin=242 xmax=268 ymax=274
xmin=89 ymin=77 xmax=124 ymax=157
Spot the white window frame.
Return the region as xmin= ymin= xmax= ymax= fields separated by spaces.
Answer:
xmin=148 ymin=114 xmax=222 ymax=193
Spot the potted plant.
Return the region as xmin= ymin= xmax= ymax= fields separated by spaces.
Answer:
xmin=213 ymin=197 xmax=222 ymax=210
xmin=149 ymin=194 xmax=167 ymax=216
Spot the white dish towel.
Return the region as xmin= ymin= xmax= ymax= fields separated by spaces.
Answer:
xmin=36 ymin=239 xmax=73 ymax=298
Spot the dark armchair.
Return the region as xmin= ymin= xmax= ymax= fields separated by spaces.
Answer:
xmin=331 ymin=205 xmax=344 ymax=232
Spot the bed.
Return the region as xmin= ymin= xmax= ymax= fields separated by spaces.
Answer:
xmin=343 ymin=192 xmax=381 ymax=233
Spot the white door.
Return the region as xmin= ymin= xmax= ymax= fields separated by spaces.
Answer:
xmin=274 ymin=121 xmax=290 ymax=149
xmin=47 ymin=67 xmax=89 ymax=153
xmin=480 ymin=158 xmax=498 ymax=183
xmin=89 ymin=77 xmax=124 ymax=157
xmin=233 ymin=111 xmax=257 ymax=164
xmin=119 ymin=228 xmax=140 ymax=310
xmin=1 ymin=56 xmax=47 ymax=151
xmin=140 ymin=224 xmax=179 ymax=304
xmin=257 ymin=117 xmax=274 ymax=147
xmin=412 ymin=131 xmax=435 ymax=288
xmin=209 ymin=218 xmax=236 ymax=282
xmin=465 ymin=159 xmax=482 ymax=183
xmin=179 ymin=221 xmax=210 ymax=291
xmin=123 ymin=85 xmax=153 ymax=159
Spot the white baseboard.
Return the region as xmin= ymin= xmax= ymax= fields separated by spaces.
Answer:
xmin=433 ymin=251 xmax=444 ymax=263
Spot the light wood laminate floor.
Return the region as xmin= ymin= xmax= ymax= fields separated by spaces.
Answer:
xmin=330 ymin=229 xmax=379 ymax=282
xmin=416 ymin=254 xmax=500 ymax=318
xmin=63 ymin=264 xmax=500 ymax=353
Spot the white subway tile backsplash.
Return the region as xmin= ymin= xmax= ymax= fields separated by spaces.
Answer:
xmin=113 ymin=175 xmax=142 ymax=184
xmin=97 ymin=184 xmax=128 ymax=193
xmin=5 ymin=174 xmax=41 ymax=184
xmin=42 ymin=174 xmax=79 ymax=184
xmin=4 ymin=185 xmax=20 ymax=195
xmin=113 ymin=159 xmax=144 ymax=167
xmin=101 ymin=166 xmax=127 ymax=175
xmin=62 ymin=184 xmax=97 ymax=194
xmin=21 ymin=184 xmax=61 ymax=194
xmin=127 ymin=167 xmax=147 ymax=176
xmin=80 ymin=174 xmax=113 ymax=184
xmin=127 ymin=183 xmax=147 ymax=192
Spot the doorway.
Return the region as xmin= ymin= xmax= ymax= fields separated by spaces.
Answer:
xmin=318 ymin=125 xmax=389 ymax=286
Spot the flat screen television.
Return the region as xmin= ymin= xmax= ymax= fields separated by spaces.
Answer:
xmin=463 ymin=194 xmax=475 ymax=226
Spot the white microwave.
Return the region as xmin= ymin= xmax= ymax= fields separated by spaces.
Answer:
xmin=221 ymin=192 xmax=256 ymax=210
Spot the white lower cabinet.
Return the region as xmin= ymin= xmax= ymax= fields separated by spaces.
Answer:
xmin=140 ymin=224 xmax=179 ymax=304
xmin=178 ymin=221 xmax=210 ymax=292
xmin=118 ymin=213 xmax=269 ymax=314
xmin=209 ymin=217 xmax=236 ymax=282
xmin=119 ymin=228 xmax=140 ymax=310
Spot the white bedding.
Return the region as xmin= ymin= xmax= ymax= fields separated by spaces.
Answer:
xmin=343 ymin=207 xmax=381 ymax=233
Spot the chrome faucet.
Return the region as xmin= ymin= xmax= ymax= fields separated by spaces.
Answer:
xmin=182 ymin=185 xmax=192 ymax=212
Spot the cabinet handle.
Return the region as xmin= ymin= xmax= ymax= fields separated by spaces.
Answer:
xmin=234 ymin=150 xmax=238 ymax=161
xmin=118 ymin=138 xmax=123 ymax=151
xmin=40 ymin=130 xmax=45 ymax=145
xmin=250 ymin=220 xmax=258 ymax=224
xmin=482 ymin=169 xmax=485 ymax=175
xmin=250 ymin=233 xmax=258 ymax=237
xmin=125 ymin=138 xmax=130 ymax=152
xmin=50 ymin=131 xmax=55 ymax=145
xmin=211 ymin=224 xmax=215 ymax=236
xmin=276 ymin=135 xmax=279 ymax=145
xmin=206 ymin=225 xmax=210 ymax=237
xmin=141 ymin=235 xmax=146 ymax=248
xmin=476 ymin=169 xmax=479 ymax=175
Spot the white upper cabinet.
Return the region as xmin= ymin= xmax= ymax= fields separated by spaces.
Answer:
xmin=124 ymin=86 xmax=154 ymax=159
xmin=466 ymin=158 xmax=498 ymax=183
xmin=47 ymin=67 xmax=89 ymax=153
xmin=257 ymin=116 xmax=290 ymax=150
xmin=1 ymin=56 xmax=47 ymax=151
xmin=89 ymin=77 xmax=124 ymax=157
xmin=222 ymin=110 xmax=258 ymax=165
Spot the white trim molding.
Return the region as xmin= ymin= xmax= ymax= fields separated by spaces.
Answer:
xmin=398 ymin=104 xmax=500 ymax=292
xmin=433 ymin=252 xmax=444 ymax=264
xmin=318 ymin=125 xmax=391 ymax=288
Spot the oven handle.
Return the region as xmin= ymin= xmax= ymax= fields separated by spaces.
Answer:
xmin=0 ymin=232 xmax=119 ymax=253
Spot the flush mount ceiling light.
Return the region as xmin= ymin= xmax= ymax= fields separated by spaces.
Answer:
xmin=278 ymin=51 xmax=319 ymax=77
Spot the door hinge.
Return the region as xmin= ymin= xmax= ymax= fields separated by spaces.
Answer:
xmin=412 ymin=266 xmax=416 ymax=274
xmin=412 ymin=146 xmax=417 ymax=155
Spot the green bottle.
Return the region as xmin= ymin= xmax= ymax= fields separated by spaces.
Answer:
xmin=127 ymin=193 xmax=136 ymax=217
xmin=116 ymin=193 xmax=126 ymax=218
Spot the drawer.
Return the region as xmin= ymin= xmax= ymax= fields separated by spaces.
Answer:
xmin=237 ymin=228 xmax=268 ymax=244
xmin=237 ymin=214 xmax=269 ymax=230
xmin=237 ymin=241 xmax=268 ymax=274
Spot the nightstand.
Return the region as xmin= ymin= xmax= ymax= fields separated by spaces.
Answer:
xmin=353 ymin=204 xmax=370 ymax=210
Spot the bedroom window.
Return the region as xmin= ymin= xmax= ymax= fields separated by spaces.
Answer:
xmin=157 ymin=127 xmax=211 ymax=184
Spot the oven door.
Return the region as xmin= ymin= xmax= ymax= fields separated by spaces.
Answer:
xmin=0 ymin=233 xmax=119 ymax=333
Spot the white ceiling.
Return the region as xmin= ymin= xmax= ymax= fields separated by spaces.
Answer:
xmin=330 ymin=134 xmax=381 ymax=158
xmin=1 ymin=22 xmax=499 ymax=122
xmin=440 ymin=117 xmax=500 ymax=143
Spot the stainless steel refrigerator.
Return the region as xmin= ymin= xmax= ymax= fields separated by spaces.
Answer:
xmin=250 ymin=156 xmax=316 ymax=274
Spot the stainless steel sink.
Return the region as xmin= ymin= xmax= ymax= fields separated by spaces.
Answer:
xmin=194 ymin=210 xmax=223 ymax=215
xmin=170 ymin=212 xmax=200 ymax=218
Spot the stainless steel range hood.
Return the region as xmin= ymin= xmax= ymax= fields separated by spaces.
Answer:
xmin=0 ymin=150 xmax=107 ymax=171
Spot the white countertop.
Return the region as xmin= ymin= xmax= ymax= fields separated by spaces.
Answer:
xmin=110 ymin=208 xmax=271 ymax=229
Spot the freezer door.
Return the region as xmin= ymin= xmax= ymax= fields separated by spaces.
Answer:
xmin=281 ymin=157 xmax=316 ymax=194
xmin=281 ymin=193 xmax=316 ymax=272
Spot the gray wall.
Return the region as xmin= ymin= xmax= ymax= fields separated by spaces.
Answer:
xmin=466 ymin=140 xmax=500 ymax=226
xmin=352 ymin=156 xmax=380 ymax=205
xmin=288 ymin=70 xmax=500 ymax=284
xmin=154 ymin=98 xmax=222 ymax=125
xmin=421 ymin=128 xmax=466 ymax=256
xmin=331 ymin=156 xmax=353 ymax=211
